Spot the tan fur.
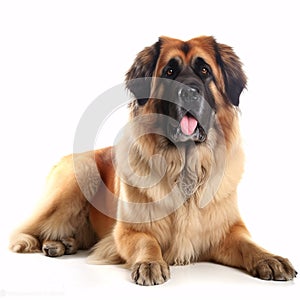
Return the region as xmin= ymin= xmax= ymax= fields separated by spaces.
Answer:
xmin=10 ymin=36 xmax=296 ymax=285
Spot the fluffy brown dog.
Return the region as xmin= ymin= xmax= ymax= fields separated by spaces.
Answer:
xmin=10 ymin=36 xmax=297 ymax=285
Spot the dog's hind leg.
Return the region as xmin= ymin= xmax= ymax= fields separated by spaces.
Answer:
xmin=9 ymin=152 xmax=99 ymax=256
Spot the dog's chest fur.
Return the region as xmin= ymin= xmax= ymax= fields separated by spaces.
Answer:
xmin=151 ymin=196 xmax=239 ymax=266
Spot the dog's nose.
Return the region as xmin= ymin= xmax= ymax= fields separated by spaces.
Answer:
xmin=178 ymin=86 xmax=200 ymax=102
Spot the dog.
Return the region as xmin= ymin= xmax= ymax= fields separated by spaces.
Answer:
xmin=10 ymin=35 xmax=297 ymax=285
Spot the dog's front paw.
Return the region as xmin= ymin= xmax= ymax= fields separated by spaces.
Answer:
xmin=131 ymin=261 xmax=170 ymax=285
xmin=251 ymin=255 xmax=297 ymax=281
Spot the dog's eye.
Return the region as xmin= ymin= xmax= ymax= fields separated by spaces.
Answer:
xmin=162 ymin=58 xmax=180 ymax=79
xmin=194 ymin=57 xmax=211 ymax=79
xmin=166 ymin=68 xmax=174 ymax=77
xmin=201 ymin=67 xmax=209 ymax=76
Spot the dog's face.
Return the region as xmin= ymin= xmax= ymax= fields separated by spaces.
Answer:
xmin=126 ymin=36 xmax=246 ymax=146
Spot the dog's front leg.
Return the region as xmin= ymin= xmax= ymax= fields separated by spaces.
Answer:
xmin=114 ymin=224 xmax=170 ymax=285
xmin=209 ymin=221 xmax=297 ymax=280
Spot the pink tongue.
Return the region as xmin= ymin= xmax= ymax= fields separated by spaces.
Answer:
xmin=180 ymin=115 xmax=198 ymax=135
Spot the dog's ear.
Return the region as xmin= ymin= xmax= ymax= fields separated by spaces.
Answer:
xmin=126 ymin=39 xmax=161 ymax=105
xmin=214 ymin=42 xmax=247 ymax=106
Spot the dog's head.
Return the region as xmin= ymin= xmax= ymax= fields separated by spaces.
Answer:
xmin=126 ymin=36 xmax=246 ymax=145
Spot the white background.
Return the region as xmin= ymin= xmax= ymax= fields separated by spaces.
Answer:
xmin=0 ymin=0 xmax=299 ymax=299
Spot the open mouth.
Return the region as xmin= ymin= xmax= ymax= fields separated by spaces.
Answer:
xmin=180 ymin=112 xmax=198 ymax=136
xmin=168 ymin=112 xmax=207 ymax=143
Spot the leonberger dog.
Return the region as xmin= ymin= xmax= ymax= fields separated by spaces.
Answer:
xmin=10 ymin=35 xmax=296 ymax=285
